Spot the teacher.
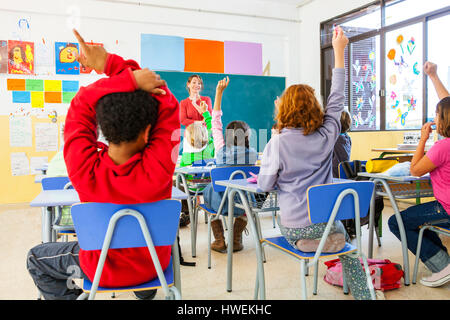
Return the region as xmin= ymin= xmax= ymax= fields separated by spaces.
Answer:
xmin=180 ymin=75 xmax=213 ymax=127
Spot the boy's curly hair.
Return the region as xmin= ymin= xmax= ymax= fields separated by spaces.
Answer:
xmin=275 ymin=84 xmax=324 ymax=135
xmin=96 ymin=90 xmax=159 ymax=144
xmin=436 ymin=96 xmax=450 ymax=138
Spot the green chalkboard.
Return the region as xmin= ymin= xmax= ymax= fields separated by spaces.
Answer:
xmin=158 ymin=71 xmax=286 ymax=152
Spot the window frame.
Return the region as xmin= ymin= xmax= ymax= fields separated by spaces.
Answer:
xmin=320 ymin=1 xmax=450 ymax=132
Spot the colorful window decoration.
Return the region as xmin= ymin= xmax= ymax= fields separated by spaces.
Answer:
xmin=385 ymin=23 xmax=423 ymax=130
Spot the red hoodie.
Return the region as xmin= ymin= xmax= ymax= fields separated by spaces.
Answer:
xmin=64 ymin=53 xmax=181 ymax=287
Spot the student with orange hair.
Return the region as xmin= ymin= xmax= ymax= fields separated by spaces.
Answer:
xmin=258 ymin=27 xmax=374 ymax=300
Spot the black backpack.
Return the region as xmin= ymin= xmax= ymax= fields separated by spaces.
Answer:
xmin=340 ymin=160 xmax=384 ymax=238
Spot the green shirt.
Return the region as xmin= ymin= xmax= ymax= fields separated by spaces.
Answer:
xmin=180 ymin=111 xmax=215 ymax=167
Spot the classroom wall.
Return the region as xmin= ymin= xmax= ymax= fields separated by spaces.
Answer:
xmin=0 ymin=0 xmax=302 ymax=204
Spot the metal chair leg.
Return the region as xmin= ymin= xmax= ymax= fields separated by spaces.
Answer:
xmin=413 ymin=226 xmax=427 ymax=284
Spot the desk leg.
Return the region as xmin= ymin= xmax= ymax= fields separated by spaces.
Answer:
xmin=42 ymin=207 xmax=53 ymax=243
xmin=368 ymin=185 xmax=376 ymax=259
xmin=172 ymin=231 xmax=182 ymax=297
xmin=176 ymin=173 xmax=196 ymax=258
xmin=227 ymin=189 xmax=266 ymax=299
xmin=227 ymin=189 xmax=235 ymax=293
xmin=373 ymin=178 xmax=410 ymax=285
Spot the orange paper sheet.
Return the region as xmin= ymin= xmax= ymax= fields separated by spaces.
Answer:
xmin=44 ymin=92 xmax=62 ymax=103
xmin=7 ymin=78 xmax=26 ymax=91
xmin=184 ymin=39 xmax=224 ymax=73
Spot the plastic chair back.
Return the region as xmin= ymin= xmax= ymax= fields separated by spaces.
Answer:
xmin=307 ymin=181 xmax=374 ymax=224
xmin=192 ymin=159 xmax=216 ymax=167
xmin=41 ymin=177 xmax=72 ymax=190
xmin=338 ymin=160 xmax=367 ymax=179
xmin=210 ymin=166 xmax=260 ymax=192
xmin=71 ymin=201 xmax=181 ymax=251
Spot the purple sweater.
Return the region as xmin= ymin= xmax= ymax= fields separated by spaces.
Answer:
xmin=258 ymin=68 xmax=345 ymax=228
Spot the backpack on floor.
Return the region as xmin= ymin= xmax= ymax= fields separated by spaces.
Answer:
xmin=323 ymin=258 xmax=404 ymax=291
xmin=340 ymin=160 xmax=384 ymax=238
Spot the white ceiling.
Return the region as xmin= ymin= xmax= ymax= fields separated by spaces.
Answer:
xmin=257 ymin=0 xmax=315 ymax=7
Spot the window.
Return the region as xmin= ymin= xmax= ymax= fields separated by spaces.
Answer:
xmin=350 ymin=36 xmax=380 ymax=131
xmin=385 ymin=23 xmax=423 ymax=129
xmin=427 ymin=14 xmax=450 ymax=121
xmin=385 ymin=0 xmax=449 ymax=26
xmin=320 ymin=1 xmax=449 ymax=131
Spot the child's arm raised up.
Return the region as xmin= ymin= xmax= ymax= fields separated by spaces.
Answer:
xmin=318 ymin=26 xmax=348 ymax=146
xmin=212 ymin=77 xmax=229 ymax=151
xmin=424 ymin=62 xmax=450 ymax=100
xmin=73 ymin=29 xmax=139 ymax=76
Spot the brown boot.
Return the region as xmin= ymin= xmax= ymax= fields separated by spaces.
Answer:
xmin=211 ymin=219 xmax=227 ymax=253
xmin=233 ymin=216 xmax=248 ymax=252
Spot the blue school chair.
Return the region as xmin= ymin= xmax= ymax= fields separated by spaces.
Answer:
xmin=71 ymin=200 xmax=182 ymax=300
xmin=41 ymin=177 xmax=76 ymax=241
xmin=198 ymin=166 xmax=274 ymax=269
xmin=412 ymin=220 xmax=450 ymax=284
xmin=254 ymin=181 xmax=376 ymax=300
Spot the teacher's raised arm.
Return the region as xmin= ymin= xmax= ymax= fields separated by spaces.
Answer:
xmin=180 ymin=74 xmax=213 ymax=127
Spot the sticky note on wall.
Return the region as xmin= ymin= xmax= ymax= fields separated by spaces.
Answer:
xmin=62 ymin=92 xmax=77 ymax=103
xmin=44 ymin=92 xmax=62 ymax=103
xmin=224 ymin=41 xmax=263 ymax=76
xmin=12 ymin=91 xmax=30 ymax=103
xmin=7 ymin=79 xmax=26 ymax=91
xmin=31 ymin=92 xmax=44 ymax=108
xmin=184 ymin=39 xmax=224 ymax=73
xmin=141 ymin=34 xmax=185 ymax=71
xmin=26 ymin=79 xmax=44 ymax=91
xmin=62 ymin=80 xmax=79 ymax=92
xmin=44 ymin=80 xmax=62 ymax=92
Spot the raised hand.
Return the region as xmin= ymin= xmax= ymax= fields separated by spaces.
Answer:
xmin=216 ymin=76 xmax=229 ymax=93
xmin=73 ymin=29 xmax=108 ymax=73
xmin=132 ymin=68 xmax=166 ymax=95
xmin=332 ymin=26 xmax=348 ymax=69
xmin=423 ymin=61 xmax=437 ymax=77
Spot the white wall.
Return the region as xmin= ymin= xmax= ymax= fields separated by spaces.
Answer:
xmin=0 ymin=0 xmax=303 ymax=85
xmin=297 ymin=0 xmax=375 ymax=99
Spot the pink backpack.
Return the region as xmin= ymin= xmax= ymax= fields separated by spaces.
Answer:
xmin=324 ymin=258 xmax=404 ymax=291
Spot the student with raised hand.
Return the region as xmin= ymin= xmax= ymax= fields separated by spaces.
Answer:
xmin=203 ymin=76 xmax=258 ymax=253
xmin=26 ymin=29 xmax=180 ymax=300
xmin=258 ymin=27 xmax=374 ymax=300
xmin=388 ymin=62 xmax=450 ymax=288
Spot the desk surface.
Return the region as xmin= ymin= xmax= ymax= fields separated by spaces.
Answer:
xmin=371 ymin=148 xmax=416 ymax=153
xmin=31 ymin=187 xmax=188 ymax=207
xmin=357 ymin=172 xmax=431 ymax=182
xmin=175 ymin=166 xmax=214 ymax=175
xmin=215 ymin=178 xmax=355 ymax=193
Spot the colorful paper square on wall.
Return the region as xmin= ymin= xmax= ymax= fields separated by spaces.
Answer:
xmin=55 ymin=42 xmax=80 ymax=75
xmin=31 ymin=92 xmax=44 ymax=108
xmin=224 ymin=41 xmax=262 ymax=76
xmin=7 ymin=79 xmax=26 ymax=91
xmin=184 ymin=39 xmax=224 ymax=73
xmin=44 ymin=92 xmax=62 ymax=103
xmin=8 ymin=40 xmax=34 ymax=75
xmin=141 ymin=34 xmax=185 ymax=71
xmin=0 ymin=40 xmax=7 ymax=74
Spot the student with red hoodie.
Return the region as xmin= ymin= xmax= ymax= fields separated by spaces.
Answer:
xmin=26 ymin=30 xmax=180 ymax=300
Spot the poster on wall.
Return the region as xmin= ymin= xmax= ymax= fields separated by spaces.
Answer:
xmin=55 ymin=42 xmax=80 ymax=75
xmin=35 ymin=122 xmax=58 ymax=152
xmin=0 ymin=40 xmax=7 ymax=73
xmin=9 ymin=114 xmax=32 ymax=147
xmin=35 ymin=40 xmax=54 ymax=75
xmin=8 ymin=40 xmax=34 ymax=75
xmin=10 ymin=152 xmax=30 ymax=176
